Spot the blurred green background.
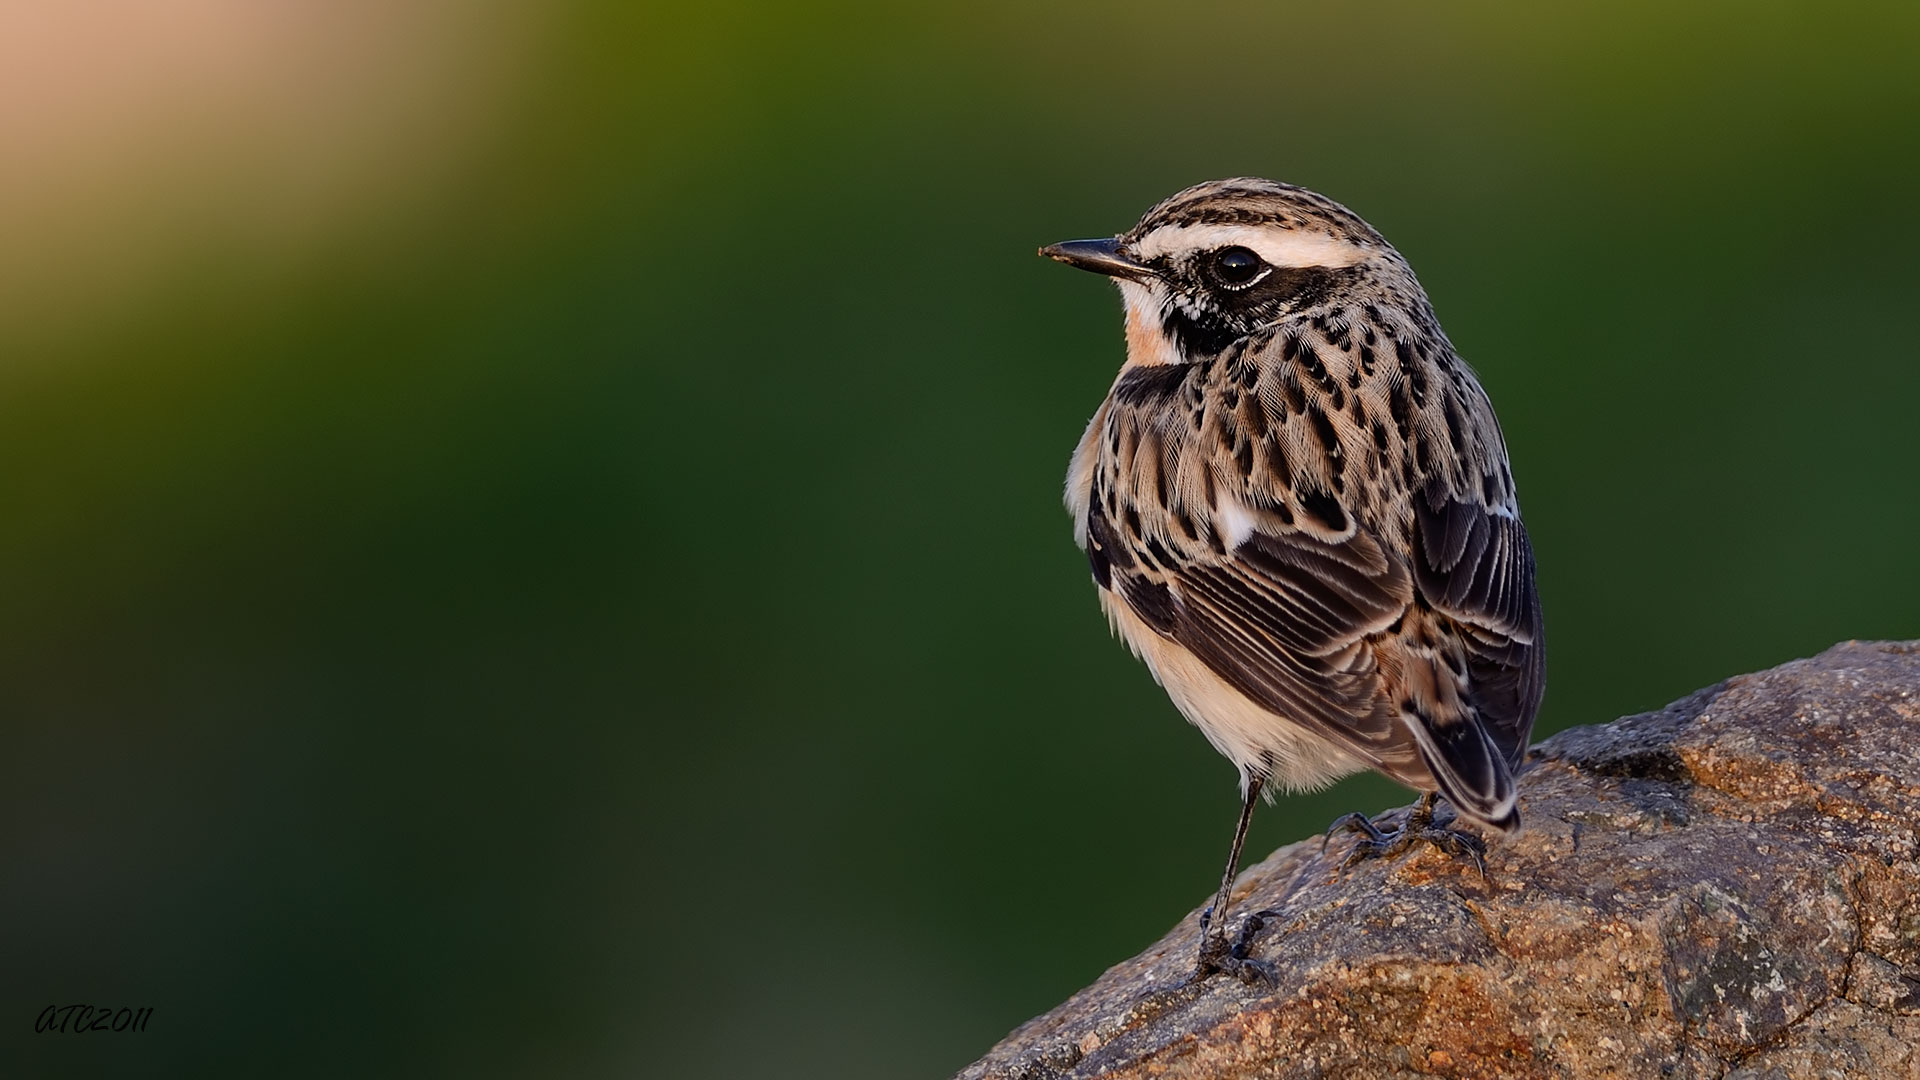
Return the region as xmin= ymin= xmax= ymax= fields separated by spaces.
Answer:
xmin=3 ymin=2 xmax=1917 ymax=1077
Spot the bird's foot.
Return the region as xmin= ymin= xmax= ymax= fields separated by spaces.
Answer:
xmin=1320 ymin=796 xmax=1486 ymax=876
xmin=1192 ymin=905 xmax=1279 ymax=986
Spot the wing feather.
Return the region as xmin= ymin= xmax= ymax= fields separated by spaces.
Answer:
xmin=1094 ymin=493 xmax=1415 ymax=765
xmin=1410 ymin=477 xmax=1546 ymax=775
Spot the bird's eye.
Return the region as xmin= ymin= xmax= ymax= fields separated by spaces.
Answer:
xmin=1208 ymin=246 xmax=1267 ymax=289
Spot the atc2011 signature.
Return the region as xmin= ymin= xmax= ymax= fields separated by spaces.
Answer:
xmin=36 ymin=1005 xmax=154 ymax=1034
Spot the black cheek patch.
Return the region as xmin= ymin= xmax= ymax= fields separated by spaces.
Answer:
xmin=1164 ymin=264 xmax=1364 ymax=360
xmin=1163 ymin=303 xmax=1241 ymax=358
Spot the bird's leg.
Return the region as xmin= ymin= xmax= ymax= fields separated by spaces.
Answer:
xmin=1194 ymin=774 xmax=1277 ymax=985
xmin=1321 ymin=792 xmax=1486 ymax=875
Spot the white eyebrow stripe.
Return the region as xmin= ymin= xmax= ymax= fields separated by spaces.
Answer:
xmin=1134 ymin=223 xmax=1369 ymax=269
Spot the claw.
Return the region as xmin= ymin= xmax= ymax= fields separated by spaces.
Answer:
xmin=1192 ymin=907 xmax=1285 ymax=986
xmin=1321 ymin=810 xmax=1394 ymax=850
xmin=1323 ymin=794 xmax=1489 ymax=880
xmin=1194 ymin=915 xmax=1280 ymax=986
xmin=1220 ymin=954 xmax=1279 ymax=986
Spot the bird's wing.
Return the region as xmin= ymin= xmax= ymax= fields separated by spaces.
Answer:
xmin=1084 ymin=459 xmax=1421 ymax=778
xmin=1407 ymin=476 xmax=1546 ymax=771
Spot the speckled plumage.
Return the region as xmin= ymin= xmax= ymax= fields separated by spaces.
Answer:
xmin=1048 ymin=178 xmax=1545 ymax=834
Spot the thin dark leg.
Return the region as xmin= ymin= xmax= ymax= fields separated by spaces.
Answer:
xmin=1201 ymin=781 xmax=1262 ymax=941
xmin=1194 ymin=774 xmax=1277 ymax=984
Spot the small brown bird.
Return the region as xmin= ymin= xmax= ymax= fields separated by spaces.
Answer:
xmin=1041 ymin=178 xmax=1544 ymax=981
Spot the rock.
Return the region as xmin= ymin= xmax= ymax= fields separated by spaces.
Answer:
xmin=958 ymin=641 xmax=1920 ymax=1080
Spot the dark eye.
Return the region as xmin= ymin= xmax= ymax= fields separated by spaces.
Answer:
xmin=1208 ymin=246 xmax=1266 ymax=288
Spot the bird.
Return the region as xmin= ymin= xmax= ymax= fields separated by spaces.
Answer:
xmin=1039 ymin=178 xmax=1544 ymax=982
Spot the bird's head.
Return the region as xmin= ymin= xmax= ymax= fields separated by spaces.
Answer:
xmin=1041 ymin=178 xmax=1410 ymax=365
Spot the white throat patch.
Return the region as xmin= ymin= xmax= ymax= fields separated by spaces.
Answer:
xmin=1115 ymin=279 xmax=1183 ymax=367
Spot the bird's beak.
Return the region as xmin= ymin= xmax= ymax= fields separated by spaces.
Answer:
xmin=1038 ymin=237 xmax=1155 ymax=281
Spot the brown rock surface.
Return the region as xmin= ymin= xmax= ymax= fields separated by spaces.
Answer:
xmin=959 ymin=641 xmax=1920 ymax=1080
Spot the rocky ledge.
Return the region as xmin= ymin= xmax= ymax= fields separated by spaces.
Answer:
xmin=959 ymin=641 xmax=1920 ymax=1080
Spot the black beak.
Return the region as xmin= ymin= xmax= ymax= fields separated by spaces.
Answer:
xmin=1038 ymin=237 xmax=1155 ymax=281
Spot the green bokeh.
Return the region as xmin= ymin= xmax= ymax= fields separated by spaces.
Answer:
xmin=5 ymin=3 xmax=1918 ymax=1077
